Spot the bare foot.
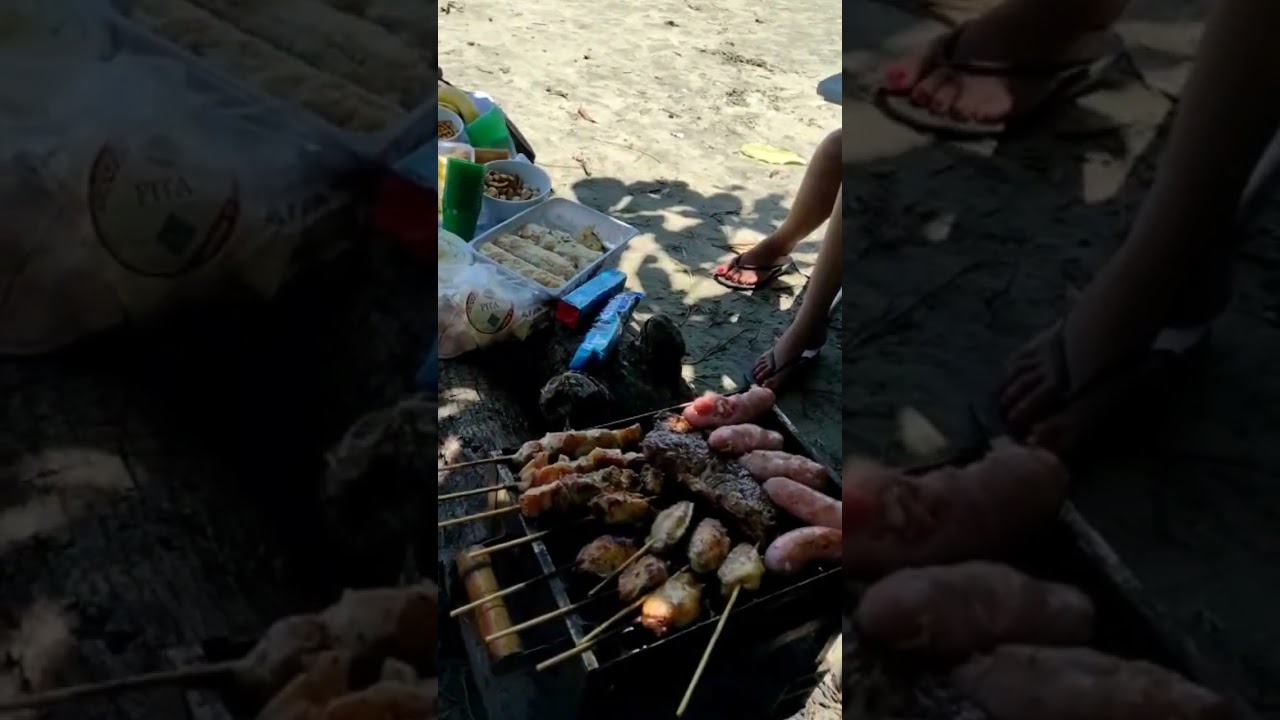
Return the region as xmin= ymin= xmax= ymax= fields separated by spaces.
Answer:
xmin=715 ymin=236 xmax=795 ymax=289
xmin=881 ymin=14 xmax=1114 ymax=123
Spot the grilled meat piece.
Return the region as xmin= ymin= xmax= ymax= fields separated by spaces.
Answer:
xmin=619 ymin=555 xmax=670 ymax=601
xmin=688 ymin=518 xmax=732 ymax=574
xmin=576 ymin=536 xmax=641 ymax=578
xmin=639 ymin=466 xmax=664 ymax=495
xmin=514 ymin=424 xmax=646 ymax=465
xmin=641 ymin=571 xmax=703 ymax=635
xmin=518 ymin=468 xmax=646 ymax=517
xmin=685 ymin=463 xmax=779 ymax=541
xmin=649 ymin=501 xmax=695 ymax=553
xmin=654 ymin=412 xmax=696 ymax=434
xmin=531 ymin=450 xmax=647 ymax=487
xmin=589 ymin=492 xmax=652 ymax=525
xmin=642 ymin=429 xmax=713 ymax=479
xmin=717 ymin=543 xmax=765 ymax=596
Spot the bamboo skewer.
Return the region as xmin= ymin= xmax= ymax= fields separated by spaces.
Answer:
xmin=587 ymin=539 xmax=656 ymax=596
xmin=675 ymin=584 xmax=743 ymax=717
xmin=483 ymin=592 xmax=612 ymax=643
xmin=0 ymin=661 xmax=240 ymax=712
xmin=579 ymin=596 xmax=647 ymax=645
xmin=438 ymin=388 xmax=748 ymax=475
xmin=464 ymin=530 xmax=554 ymax=560
xmin=437 ymin=505 xmax=520 ymax=529
xmin=449 ymin=563 xmax=572 ymax=618
xmin=438 ymin=455 xmax=515 ymax=473
xmin=438 ymin=482 xmax=521 ymax=502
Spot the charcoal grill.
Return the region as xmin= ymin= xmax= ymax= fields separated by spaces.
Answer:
xmin=456 ymin=405 xmax=842 ymax=720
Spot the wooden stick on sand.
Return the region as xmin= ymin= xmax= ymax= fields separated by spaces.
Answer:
xmin=676 ymin=584 xmax=743 ymax=717
xmin=437 ymin=505 xmax=520 ymax=529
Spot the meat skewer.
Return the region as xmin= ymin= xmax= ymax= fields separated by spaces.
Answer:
xmin=677 ymin=544 xmax=765 ymax=717
xmin=640 ymin=571 xmax=703 ymax=635
xmin=483 ymin=592 xmax=615 ymax=643
xmin=687 ymin=518 xmax=731 ymax=574
xmin=437 ymin=423 xmax=646 ymax=473
xmin=589 ymin=501 xmax=695 ymax=595
xmin=618 ymin=555 xmax=670 ymax=602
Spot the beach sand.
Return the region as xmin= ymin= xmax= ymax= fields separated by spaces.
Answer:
xmin=440 ymin=0 xmax=844 ymax=470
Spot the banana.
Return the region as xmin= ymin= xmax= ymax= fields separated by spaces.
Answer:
xmin=438 ymin=83 xmax=481 ymax=124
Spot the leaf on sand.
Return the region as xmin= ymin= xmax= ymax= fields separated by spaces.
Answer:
xmin=740 ymin=143 xmax=807 ymax=166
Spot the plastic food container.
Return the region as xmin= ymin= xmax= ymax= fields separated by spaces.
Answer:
xmin=480 ymin=159 xmax=551 ymax=226
xmin=470 ymin=198 xmax=639 ymax=300
xmin=102 ymin=0 xmax=436 ymax=162
xmin=437 ymin=106 xmax=467 ymax=144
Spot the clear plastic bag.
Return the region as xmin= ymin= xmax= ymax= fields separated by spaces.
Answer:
xmin=437 ymin=248 xmax=547 ymax=360
xmin=0 ymin=46 xmax=347 ymax=355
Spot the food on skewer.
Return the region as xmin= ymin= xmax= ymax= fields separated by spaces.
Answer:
xmin=739 ymin=450 xmax=829 ymax=489
xmin=855 ymin=562 xmax=1095 ymax=661
xmin=319 ymin=680 xmax=438 ymax=719
xmin=641 ymin=571 xmax=703 ymax=636
xmin=576 ymin=536 xmax=642 ymax=578
xmin=716 ymin=543 xmax=765 ymax=598
xmin=763 ymin=477 xmax=841 ymax=529
xmin=687 ymin=518 xmax=731 ymax=574
xmin=640 ymin=431 xmax=778 ymax=541
xmin=517 ymin=467 xmax=647 ymax=517
xmin=642 ymin=427 xmax=714 ymax=478
xmin=687 ymin=466 xmax=779 ymax=542
xmin=256 ymin=650 xmax=353 ymax=720
xmin=707 ymin=424 xmax=784 ymax=455
xmin=681 ymin=387 xmax=776 ymax=430
xmin=588 ymin=491 xmax=653 ymax=525
xmin=655 ymin=412 xmax=696 ymax=434
xmin=619 ymin=555 xmax=671 ymax=602
xmin=843 ymin=445 xmax=1068 ymax=576
xmin=950 ymin=645 xmax=1230 ymax=720
xmin=649 ymin=500 xmax=696 ymax=552
xmin=531 ymin=449 xmax=647 ymax=487
xmin=764 ymin=526 xmax=842 ymax=575
xmin=513 ymin=424 xmax=645 ymax=465
xmin=518 ymin=452 xmax=551 ymax=485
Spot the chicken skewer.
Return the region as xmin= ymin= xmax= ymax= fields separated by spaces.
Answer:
xmin=437 ymin=424 xmax=646 ymax=473
xmin=442 ymin=468 xmax=656 ymax=530
xmin=589 ymin=500 xmax=695 ymax=596
xmin=676 ymin=544 xmax=766 ymax=718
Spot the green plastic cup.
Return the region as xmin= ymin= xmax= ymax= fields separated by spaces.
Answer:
xmin=465 ymin=108 xmax=513 ymax=151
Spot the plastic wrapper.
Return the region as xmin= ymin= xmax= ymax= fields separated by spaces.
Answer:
xmin=438 ymin=248 xmax=547 ymax=360
xmin=0 ymin=12 xmax=353 ymax=356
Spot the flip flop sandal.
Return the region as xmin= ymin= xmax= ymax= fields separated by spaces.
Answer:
xmin=743 ymin=345 xmax=823 ymax=389
xmin=714 ymin=255 xmax=796 ymax=291
xmin=975 ymin=322 xmax=1212 ymax=452
xmin=874 ymin=24 xmax=1125 ymax=139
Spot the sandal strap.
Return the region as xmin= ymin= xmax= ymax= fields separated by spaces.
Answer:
xmin=938 ymin=23 xmax=1118 ymax=77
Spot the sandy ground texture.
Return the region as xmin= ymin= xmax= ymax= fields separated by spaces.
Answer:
xmin=847 ymin=0 xmax=1280 ymax=714
xmin=440 ymin=0 xmax=843 ymax=471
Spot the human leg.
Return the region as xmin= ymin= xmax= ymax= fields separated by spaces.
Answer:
xmin=749 ymin=186 xmax=843 ymax=390
xmin=717 ymin=130 xmax=841 ymax=289
xmin=877 ymin=0 xmax=1128 ymax=134
xmin=998 ymin=0 xmax=1280 ymax=456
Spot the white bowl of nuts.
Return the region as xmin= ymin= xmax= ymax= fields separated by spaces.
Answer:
xmin=438 ymin=106 xmax=466 ymax=143
xmin=481 ymin=159 xmax=551 ymax=225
